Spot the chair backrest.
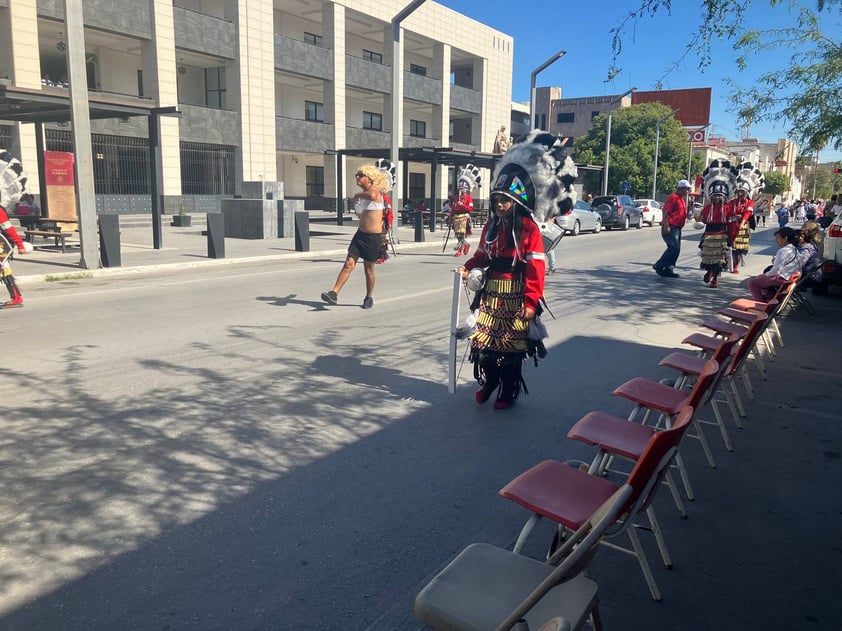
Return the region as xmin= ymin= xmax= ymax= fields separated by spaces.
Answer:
xmin=702 ymin=336 xmax=741 ymax=402
xmin=500 ymin=484 xmax=634 ymax=630
xmin=774 ymin=273 xmax=800 ymax=313
xmin=726 ymin=312 xmax=769 ymax=377
xmin=684 ymin=359 xmax=721 ymax=410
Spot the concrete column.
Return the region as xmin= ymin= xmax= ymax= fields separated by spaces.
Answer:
xmin=5 ymin=0 xmax=41 ymax=189
xmin=433 ymin=42 xmax=451 ymax=198
xmin=145 ymin=0 xmax=180 ymax=197
xmin=229 ymin=0 xmax=277 ymax=185
xmin=324 ymin=2 xmax=345 ymax=200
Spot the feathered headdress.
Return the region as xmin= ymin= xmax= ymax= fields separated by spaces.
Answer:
xmin=489 ymin=130 xmax=577 ymax=222
xmin=374 ymin=158 xmax=396 ymax=190
xmin=456 ymin=163 xmax=482 ymax=192
xmin=0 ymin=150 xmax=26 ymax=210
xmin=735 ymin=161 xmax=765 ymax=198
xmin=702 ymin=159 xmax=737 ymax=200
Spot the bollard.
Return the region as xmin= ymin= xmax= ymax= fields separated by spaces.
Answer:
xmin=414 ymin=211 xmax=425 ymax=242
xmin=98 ymin=214 xmax=121 ymax=267
xmin=294 ymin=211 xmax=310 ymax=251
xmin=206 ymin=212 xmax=225 ymax=258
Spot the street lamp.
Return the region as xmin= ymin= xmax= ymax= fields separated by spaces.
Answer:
xmin=687 ymin=123 xmax=712 ymax=181
xmin=390 ymin=0 xmax=428 ymax=208
xmin=602 ymin=87 xmax=636 ymax=196
xmin=652 ymin=107 xmax=680 ymax=198
xmin=529 ymin=49 xmax=566 ymax=129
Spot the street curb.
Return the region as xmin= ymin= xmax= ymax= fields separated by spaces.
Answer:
xmin=18 ymin=240 xmax=440 ymax=284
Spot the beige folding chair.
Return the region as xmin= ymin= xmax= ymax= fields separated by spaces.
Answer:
xmin=414 ymin=485 xmax=633 ymax=631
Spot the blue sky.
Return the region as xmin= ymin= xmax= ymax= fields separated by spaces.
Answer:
xmin=437 ymin=0 xmax=841 ymax=163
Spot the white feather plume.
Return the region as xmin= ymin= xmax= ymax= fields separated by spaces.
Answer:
xmin=0 ymin=150 xmax=26 ymax=210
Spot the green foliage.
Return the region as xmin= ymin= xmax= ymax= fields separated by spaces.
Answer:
xmin=572 ymin=103 xmax=703 ymax=197
xmin=610 ymin=1 xmax=842 ymax=152
xmin=762 ymin=170 xmax=790 ymax=197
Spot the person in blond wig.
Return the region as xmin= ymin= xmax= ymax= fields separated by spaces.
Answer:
xmin=321 ymin=164 xmax=389 ymax=309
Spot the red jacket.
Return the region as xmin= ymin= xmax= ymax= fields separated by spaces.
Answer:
xmin=0 ymin=206 xmax=24 ymax=250
xmin=449 ymin=192 xmax=474 ymax=217
xmin=662 ymin=192 xmax=687 ymax=228
xmin=464 ymin=214 xmax=545 ymax=310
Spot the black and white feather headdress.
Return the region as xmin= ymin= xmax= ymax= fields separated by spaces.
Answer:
xmin=374 ymin=158 xmax=396 ymax=190
xmin=735 ymin=161 xmax=765 ymax=198
xmin=456 ymin=163 xmax=482 ymax=192
xmin=702 ymin=158 xmax=737 ymax=199
xmin=0 ymin=150 xmax=26 ymax=210
xmin=489 ymin=130 xmax=577 ymax=222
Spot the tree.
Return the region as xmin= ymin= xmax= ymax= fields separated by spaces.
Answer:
xmin=610 ymin=1 xmax=842 ymax=151
xmin=572 ymin=103 xmax=704 ymax=197
xmin=762 ymin=170 xmax=790 ymax=198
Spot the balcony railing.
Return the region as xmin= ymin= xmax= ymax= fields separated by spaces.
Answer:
xmin=275 ymin=35 xmax=332 ymax=80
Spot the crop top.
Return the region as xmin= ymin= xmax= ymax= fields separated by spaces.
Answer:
xmin=354 ymin=199 xmax=385 ymax=214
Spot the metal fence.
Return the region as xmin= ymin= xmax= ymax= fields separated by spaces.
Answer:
xmin=180 ymin=141 xmax=235 ymax=195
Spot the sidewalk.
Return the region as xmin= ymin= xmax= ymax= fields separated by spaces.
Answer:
xmin=11 ymin=216 xmax=442 ymax=283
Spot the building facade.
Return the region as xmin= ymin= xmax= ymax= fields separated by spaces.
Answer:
xmin=0 ymin=0 xmax=513 ymax=212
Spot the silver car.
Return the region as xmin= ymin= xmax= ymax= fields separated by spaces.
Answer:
xmin=554 ymin=199 xmax=602 ymax=236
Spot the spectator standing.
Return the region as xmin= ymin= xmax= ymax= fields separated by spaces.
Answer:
xmin=652 ymin=179 xmax=691 ymax=278
xmin=776 ymin=204 xmax=791 ymax=228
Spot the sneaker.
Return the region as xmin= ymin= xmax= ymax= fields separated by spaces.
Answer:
xmin=1 ymin=296 xmax=23 ymax=308
xmin=652 ymin=264 xmax=666 ymax=277
xmin=703 ymin=271 xmax=712 ymax=284
xmin=463 ymin=243 xmax=470 ymax=255
xmin=454 ymin=247 xmax=463 ymax=257
xmin=663 ymin=271 xmax=680 ymax=278
xmin=362 ymin=296 xmax=374 ymax=309
xmin=321 ymin=290 xmax=338 ymax=305
xmin=731 ymin=267 xmax=740 ymax=274
xmin=493 ymin=397 xmax=515 ymax=410
xmin=710 ymin=278 xmax=719 ymax=289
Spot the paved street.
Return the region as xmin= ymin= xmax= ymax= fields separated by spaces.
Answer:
xmin=1 ymin=223 xmax=841 ymax=630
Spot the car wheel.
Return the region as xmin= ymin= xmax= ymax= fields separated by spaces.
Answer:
xmin=636 ymin=215 xmax=643 ymax=229
xmin=572 ymin=220 xmax=580 ymax=236
xmin=623 ymin=215 xmax=630 ymax=230
xmin=593 ymin=219 xmax=601 ymax=234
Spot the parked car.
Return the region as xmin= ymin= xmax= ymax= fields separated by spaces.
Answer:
xmin=812 ymin=212 xmax=842 ymax=295
xmin=634 ymin=198 xmax=663 ymax=226
xmin=591 ymin=194 xmax=643 ymax=230
xmin=555 ymin=199 xmax=602 ymax=235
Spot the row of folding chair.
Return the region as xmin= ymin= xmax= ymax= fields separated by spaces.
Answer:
xmin=414 ymin=277 xmax=800 ymax=630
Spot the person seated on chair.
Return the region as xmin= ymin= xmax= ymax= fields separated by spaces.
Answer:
xmin=746 ymin=227 xmax=801 ymax=301
xmin=13 ymin=194 xmax=40 ymax=229
xmin=796 ymin=221 xmax=823 ymax=288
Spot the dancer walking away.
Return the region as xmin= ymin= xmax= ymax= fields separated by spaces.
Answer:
xmin=449 ymin=164 xmax=481 ymax=256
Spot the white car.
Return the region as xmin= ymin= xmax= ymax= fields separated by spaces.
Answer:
xmin=812 ymin=212 xmax=842 ymax=295
xmin=634 ymin=199 xmax=663 ymax=226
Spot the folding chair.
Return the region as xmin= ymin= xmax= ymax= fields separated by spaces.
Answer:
xmin=729 ymin=273 xmax=799 ymax=357
xmin=414 ymin=485 xmax=633 ymax=631
xmin=500 ymin=418 xmax=688 ymax=601
xmin=609 ymin=359 xmax=720 ymax=497
xmin=789 ymin=269 xmax=816 ymax=316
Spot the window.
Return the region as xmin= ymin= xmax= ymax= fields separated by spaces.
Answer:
xmin=556 ymin=112 xmax=574 ymax=124
xmin=303 ymin=32 xmax=322 ymax=46
xmin=137 ymin=70 xmax=143 ymax=97
xmin=362 ymin=49 xmax=382 ymax=64
xmin=591 ymin=111 xmax=600 ymax=120
xmin=409 ymin=172 xmax=425 ymax=204
xmin=409 ymin=119 xmax=426 ymax=138
xmin=409 ymin=64 xmax=427 ymax=76
xmin=540 ymin=114 xmax=546 ymax=129
xmin=205 ymin=67 xmax=226 ymax=109
xmin=305 ymin=101 xmax=324 ymax=122
xmin=306 ymin=166 xmax=325 ymax=196
xmin=363 ymin=111 xmax=382 ymax=131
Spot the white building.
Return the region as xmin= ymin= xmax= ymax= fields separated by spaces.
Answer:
xmin=0 ymin=0 xmax=513 ymax=214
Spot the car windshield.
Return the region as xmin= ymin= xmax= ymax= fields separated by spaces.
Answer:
xmin=592 ymin=197 xmax=614 ymax=206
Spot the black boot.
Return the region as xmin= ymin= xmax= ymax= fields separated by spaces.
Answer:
xmin=494 ymin=359 xmax=524 ymax=410
xmin=474 ymin=355 xmax=500 ymax=404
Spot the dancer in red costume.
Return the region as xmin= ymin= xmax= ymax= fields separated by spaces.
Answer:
xmin=449 ymin=164 xmax=481 ymax=257
xmin=698 ymin=159 xmax=737 ymax=289
xmin=0 ymin=151 xmax=30 ymax=308
xmin=728 ymin=162 xmax=765 ymax=273
xmin=458 ymin=132 xmax=576 ymax=410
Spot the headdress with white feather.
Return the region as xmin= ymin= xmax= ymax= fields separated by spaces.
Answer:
xmin=702 ymin=158 xmax=737 ymax=200
xmin=489 ymin=130 xmax=577 ymax=222
xmin=373 ymin=158 xmax=396 ymax=190
xmin=735 ymin=161 xmax=765 ymax=198
xmin=0 ymin=150 xmax=26 ymax=210
xmin=456 ymin=163 xmax=482 ymax=192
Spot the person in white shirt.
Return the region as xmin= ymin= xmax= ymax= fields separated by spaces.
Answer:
xmin=746 ymin=227 xmax=802 ymax=301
